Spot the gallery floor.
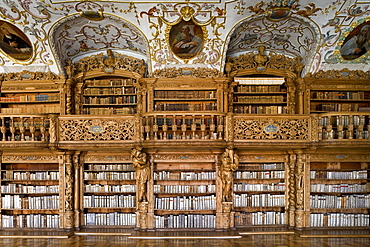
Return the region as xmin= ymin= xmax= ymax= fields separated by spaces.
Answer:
xmin=0 ymin=228 xmax=369 ymax=247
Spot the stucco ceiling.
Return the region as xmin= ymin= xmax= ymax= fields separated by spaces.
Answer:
xmin=0 ymin=0 xmax=368 ymax=76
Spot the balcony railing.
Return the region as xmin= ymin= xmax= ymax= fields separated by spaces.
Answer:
xmin=316 ymin=112 xmax=370 ymax=140
xmin=0 ymin=113 xmax=369 ymax=147
xmin=142 ymin=113 xmax=227 ymax=141
xmin=0 ymin=115 xmax=53 ymax=143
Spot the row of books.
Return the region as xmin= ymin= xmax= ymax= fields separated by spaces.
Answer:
xmin=1 ymin=184 xmax=59 ymax=194
xmin=154 ymin=90 xmax=216 ymax=99
xmin=2 ymin=214 xmax=59 ymax=228
xmin=83 ymin=195 xmax=135 ymax=208
xmin=320 ymin=129 xmax=370 ymax=140
xmin=154 ymin=214 xmax=215 ymax=228
xmin=0 ymin=94 xmax=59 ymax=102
xmin=85 ymin=184 xmax=136 ymax=193
xmin=310 ymin=183 xmax=367 ymax=193
xmin=2 ymin=171 xmax=59 ymax=181
xmin=233 ymin=183 xmax=285 ymax=192
xmin=235 ymin=85 xmax=283 ymax=93
xmin=312 ymin=91 xmax=366 ymax=100
xmin=310 ymin=195 xmax=370 ymax=208
xmin=239 ymin=163 xmax=285 ymax=170
xmin=235 ymin=95 xmax=285 ymax=103
xmin=154 ymin=171 xmax=216 ymax=181
xmin=84 ymin=95 xmax=137 ymax=105
xmin=319 ymin=115 xmax=368 ymax=126
xmin=85 ymin=79 xmax=133 ymax=87
xmin=84 ymin=212 xmax=136 ymax=226
xmin=233 ymin=105 xmax=287 ymax=114
xmin=310 ymin=213 xmax=370 ymax=227
xmin=234 ymin=170 xmax=285 ymax=179
xmin=84 ymin=171 xmax=135 ymax=180
xmin=86 ymin=164 xmax=134 ymax=171
xmin=310 ymin=170 xmax=367 ymax=180
xmin=153 ymin=117 xmax=217 ymax=126
xmin=2 ymin=195 xmax=59 ymax=209
xmin=1 ymin=106 xmax=60 ymax=114
xmin=234 ymin=211 xmax=286 ymax=226
xmin=154 ymin=195 xmax=216 ymax=210
xmin=153 ymin=184 xmax=216 ymax=194
xmin=314 ymin=103 xmax=361 ymax=112
xmin=154 ymin=103 xmax=217 ymax=111
xmin=82 ymin=107 xmax=136 ymax=115
xmin=84 ymin=87 xmax=136 ymax=95
xmin=233 ymin=194 xmax=285 ymax=207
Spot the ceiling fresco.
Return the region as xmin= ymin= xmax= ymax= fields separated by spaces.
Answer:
xmin=0 ymin=0 xmax=368 ymax=76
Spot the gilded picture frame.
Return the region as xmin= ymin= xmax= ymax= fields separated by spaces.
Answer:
xmin=0 ymin=21 xmax=33 ymax=61
xmin=169 ymin=19 xmax=204 ymax=60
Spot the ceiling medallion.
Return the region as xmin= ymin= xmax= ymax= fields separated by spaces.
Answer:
xmin=266 ymin=0 xmax=300 ymax=21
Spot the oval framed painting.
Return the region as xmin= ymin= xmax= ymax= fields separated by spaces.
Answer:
xmin=340 ymin=21 xmax=370 ymax=61
xmin=0 ymin=21 xmax=33 ymax=61
xmin=169 ymin=20 xmax=204 ymax=60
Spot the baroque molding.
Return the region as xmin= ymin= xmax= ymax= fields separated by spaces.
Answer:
xmin=153 ymin=154 xmax=216 ymax=161
xmin=307 ymin=154 xmax=370 ymax=161
xmin=238 ymin=154 xmax=287 ymax=162
xmin=1 ymin=71 xmax=64 ymax=81
xmin=84 ymin=155 xmax=131 ymax=162
xmin=2 ymin=155 xmax=59 ymax=162
xmin=306 ymin=69 xmax=370 ymax=80
xmin=149 ymin=67 xmax=223 ymax=78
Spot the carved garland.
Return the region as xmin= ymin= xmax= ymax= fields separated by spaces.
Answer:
xmin=59 ymin=119 xmax=135 ymax=141
xmin=234 ymin=118 xmax=309 ymax=140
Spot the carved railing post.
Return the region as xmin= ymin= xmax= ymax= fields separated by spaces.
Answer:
xmin=295 ymin=78 xmax=305 ymax=114
xmin=73 ymin=152 xmax=84 ymax=229
xmin=294 ymin=150 xmax=305 ymax=229
xmin=48 ymin=114 xmax=58 ymax=149
xmin=64 ymin=153 xmax=74 ymax=230
xmin=288 ymin=152 xmax=296 ymax=227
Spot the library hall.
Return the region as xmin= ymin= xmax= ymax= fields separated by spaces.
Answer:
xmin=0 ymin=0 xmax=369 ymax=246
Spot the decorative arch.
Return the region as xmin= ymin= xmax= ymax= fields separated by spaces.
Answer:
xmin=223 ymin=13 xmax=321 ymax=77
xmin=48 ymin=12 xmax=150 ymax=76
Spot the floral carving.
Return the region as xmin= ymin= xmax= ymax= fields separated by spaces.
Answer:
xmin=234 ymin=118 xmax=309 ymax=140
xmin=59 ymin=118 xmax=135 ymax=141
xmin=149 ymin=67 xmax=223 ymax=78
xmin=306 ymin=69 xmax=370 ymax=79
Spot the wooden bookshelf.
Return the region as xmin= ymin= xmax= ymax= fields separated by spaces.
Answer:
xmin=0 ymin=154 xmax=61 ymax=229
xmin=233 ymin=161 xmax=287 ymax=227
xmin=82 ymin=155 xmax=136 ymax=228
xmin=232 ymin=78 xmax=288 ymax=114
xmin=309 ymin=161 xmax=370 ymax=228
xmin=0 ymin=81 xmax=64 ymax=114
xmin=80 ymin=78 xmax=138 ymax=115
xmin=152 ymin=155 xmax=218 ymax=229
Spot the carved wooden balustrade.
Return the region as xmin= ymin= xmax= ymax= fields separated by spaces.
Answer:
xmin=233 ymin=115 xmax=310 ymax=143
xmin=57 ymin=115 xmax=138 ymax=149
xmin=315 ymin=112 xmax=370 ymax=141
xmin=142 ymin=113 xmax=227 ymax=141
xmin=0 ymin=115 xmax=54 ymax=143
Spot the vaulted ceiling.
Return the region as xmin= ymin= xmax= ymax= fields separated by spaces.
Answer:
xmin=0 ymin=0 xmax=369 ymax=77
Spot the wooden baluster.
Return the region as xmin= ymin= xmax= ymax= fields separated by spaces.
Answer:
xmin=191 ymin=115 xmax=197 ymax=139
xmin=171 ymin=115 xmax=177 ymax=140
xmin=10 ymin=117 xmax=15 ymax=141
xmin=357 ymin=115 xmax=364 ymax=139
xmin=30 ymin=117 xmax=36 ymax=141
xmin=144 ymin=116 xmax=150 ymax=140
xmin=1 ymin=117 xmax=6 ymax=141
xmin=153 ymin=116 xmax=158 ymax=140
xmin=200 ymin=115 xmax=206 ymax=139
xmin=336 ymin=116 xmax=343 ymax=139
xmin=40 ymin=117 xmax=46 ymax=142
xmin=210 ymin=115 xmax=216 ymax=139
xmin=217 ymin=116 xmax=224 ymax=140
xmin=181 ymin=115 xmax=187 ymax=139
xmin=19 ymin=117 xmax=25 ymax=141
xmin=162 ymin=115 xmax=168 ymax=140
xmin=347 ymin=115 xmax=354 ymax=139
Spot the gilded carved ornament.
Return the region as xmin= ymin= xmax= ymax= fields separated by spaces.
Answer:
xmin=1 ymin=71 xmax=64 ymax=81
xmin=150 ymin=67 xmax=223 ymax=78
xmin=227 ymin=49 xmax=301 ymax=79
xmin=306 ymin=69 xmax=370 ymax=79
